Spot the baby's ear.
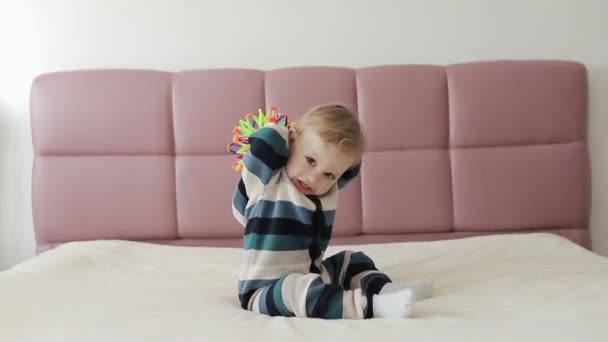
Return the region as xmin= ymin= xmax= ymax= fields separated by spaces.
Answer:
xmin=337 ymin=162 xmax=361 ymax=190
xmin=287 ymin=123 xmax=298 ymax=146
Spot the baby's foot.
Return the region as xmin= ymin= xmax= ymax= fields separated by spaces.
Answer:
xmin=380 ymin=278 xmax=433 ymax=301
xmin=373 ymin=288 xmax=414 ymax=318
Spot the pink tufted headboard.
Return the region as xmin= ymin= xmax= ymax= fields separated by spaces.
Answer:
xmin=30 ymin=61 xmax=591 ymax=253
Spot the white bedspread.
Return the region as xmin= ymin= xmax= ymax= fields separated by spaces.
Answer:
xmin=1 ymin=233 xmax=607 ymax=341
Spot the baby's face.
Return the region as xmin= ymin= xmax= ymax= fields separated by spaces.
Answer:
xmin=286 ymin=127 xmax=357 ymax=196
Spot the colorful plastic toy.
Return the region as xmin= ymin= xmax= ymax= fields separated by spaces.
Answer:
xmin=226 ymin=107 xmax=289 ymax=171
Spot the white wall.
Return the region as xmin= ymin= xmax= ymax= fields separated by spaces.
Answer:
xmin=1 ymin=0 xmax=607 ymax=270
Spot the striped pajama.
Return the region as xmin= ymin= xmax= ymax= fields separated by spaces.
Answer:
xmin=243 ymin=250 xmax=391 ymax=319
xmin=232 ymin=122 xmax=382 ymax=319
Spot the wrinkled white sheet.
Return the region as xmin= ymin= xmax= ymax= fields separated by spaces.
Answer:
xmin=1 ymin=233 xmax=607 ymax=342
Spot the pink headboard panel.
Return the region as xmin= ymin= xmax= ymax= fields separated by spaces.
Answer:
xmin=30 ymin=61 xmax=591 ymax=252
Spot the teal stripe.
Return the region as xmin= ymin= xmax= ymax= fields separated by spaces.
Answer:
xmin=272 ymin=277 xmax=293 ymax=317
xmin=243 ymin=152 xmax=275 ymax=185
xmin=326 ymin=291 xmax=343 ymax=319
xmin=245 ymin=200 xmax=314 ymax=224
xmin=251 ymin=127 xmax=289 ymax=157
xmin=238 ymin=279 xmax=278 ymax=295
xmin=244 ymin=233 xmax=312 ymax=251
xmin=305 ymin=278 xmax=325 ymax=317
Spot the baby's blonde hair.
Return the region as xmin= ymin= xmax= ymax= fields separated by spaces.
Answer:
xmin=297 ymin=104 xmax=365 ymax=162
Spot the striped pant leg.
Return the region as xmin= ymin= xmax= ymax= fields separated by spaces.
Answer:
xmin=320 ymin=250 xmax=392 ymax=318
xmin=246 ymin=273 xmax=368 ymax=319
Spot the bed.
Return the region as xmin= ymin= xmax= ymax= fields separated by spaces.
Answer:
xmin=1 ymin=60 xmax=605 ymax=341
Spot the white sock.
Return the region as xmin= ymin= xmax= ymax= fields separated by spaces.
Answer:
xmin=380 ymin=278 xmax=433 ymax=301
xmin=372 ymin=288 xmax=414 ymax=318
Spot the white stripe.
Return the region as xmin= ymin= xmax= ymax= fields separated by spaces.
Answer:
xmin=232 ymin=205 xmax=246 ymax=227
xmin=246 ymin=169 xmax=339 ymax=212
xmin=338 ymin=251 xmax=352 ymax=286
xmin=262 ymin=122 xmax=290 ymax=142
xmin=319 ymin=185 xmax=338 ymax=210
xmin=250 ymin=288 xmax=263 ymax=312
xmin=239 ymin=262 xmax=310 ymax=281
xmin=342 ymin=288 xmax=366 ymax=319
xmin=282 ymin=273 xmax=319 ymax=318
xmin=241 ymin=166 xmax=265 ymax=203
xmin=256 ymin=172 xmax=316 ymax=210
xmin=241 ymin=167 xmax=281 ymax=208
xmin=243 ymin=249 xmax=311 ymax=267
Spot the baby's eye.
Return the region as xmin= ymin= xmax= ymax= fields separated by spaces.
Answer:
xmin=306 ymin=157 xmax=316 ymax=166
xmin=325 ymin=173 xmax=335 ymax=180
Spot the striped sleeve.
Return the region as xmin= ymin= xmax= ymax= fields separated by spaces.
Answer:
xmin=337 ymin=162 xmax=361 ymax=190
xmin=243 ymin=123 xmax=289 ymax=192
xmin=232 ymin=123 xmax=290 ymax=223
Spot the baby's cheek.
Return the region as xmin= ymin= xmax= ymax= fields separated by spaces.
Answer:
xmin=285 ymin=160 xmax=300 ymax=179
xmin=319 ymin=181 xmax=335 ymax=195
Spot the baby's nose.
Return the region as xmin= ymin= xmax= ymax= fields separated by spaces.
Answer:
xmin=304 ymin=175 xmax=315 ymax=187
xmin=309 ymin=173 xmax=323 ymax=186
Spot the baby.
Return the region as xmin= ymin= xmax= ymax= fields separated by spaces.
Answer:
xmin=232 ymin=104 xmax=432 ymax=319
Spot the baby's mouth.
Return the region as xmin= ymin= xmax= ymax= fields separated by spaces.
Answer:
xmin=296 ymin=179 xmax=312 ymax=193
